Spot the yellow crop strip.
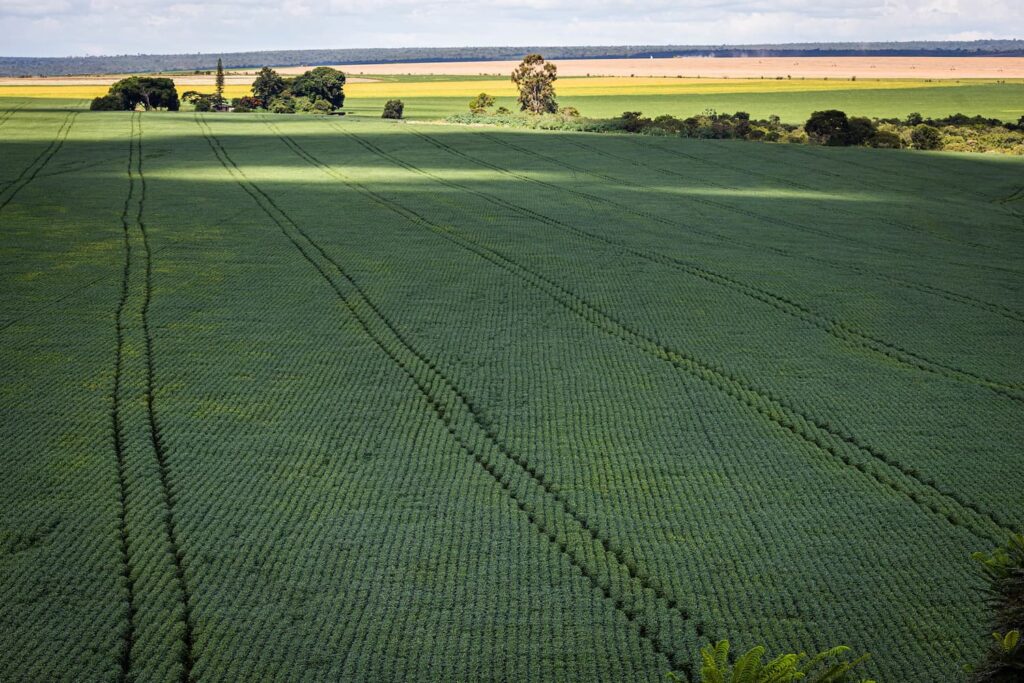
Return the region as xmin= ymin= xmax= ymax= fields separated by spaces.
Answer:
xmin=3 ymin=77 xmax=1010 ymax=101
xmin=0 ymin=84 xmax=253 ymax=99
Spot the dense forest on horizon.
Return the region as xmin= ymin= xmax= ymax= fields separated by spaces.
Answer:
xmin=2 ymin=40 xmax=1023 ymax=77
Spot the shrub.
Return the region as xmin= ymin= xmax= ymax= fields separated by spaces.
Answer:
xmin=805 ymin=110 xmax=854 ymax=146
xmin=382 ymin=99 xmax=405 ymax=119
xmin=89 ymin=95 xmax=122 ymax=111
xmin=910 ymin=124 xmax=943 ymax=150
xmin=867 ymin=130 xmax=903 ymax=149
xmin=617 ymin=111 xmax=651 ymax=133
xmin=495 ymin=106 xmax=511 ymax=115
xmin=230 ymin=96 xmax=262 ymax=113
xmin=669 ymin=640 xmax=873 ymax=683
xmin=268 ymin=96 xmax=295 ymax=114
xmin=311 ymin=98 xmax=334 ymax=113
xmin=969 ymin=533 xmax=1024 ymax=682
xmin=468 ymin=93 xmax=495 ymax=114
xmin=558 ymin=106 xmax=580 ymax=118
xmin=906 ymin=112 xmax=924 ymax=126
xmin=847 ymin=117 xmax=878 ymax=146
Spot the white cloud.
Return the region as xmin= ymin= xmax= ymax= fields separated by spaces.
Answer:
xmin=0 ymin=0 xmax=1021 ymax=57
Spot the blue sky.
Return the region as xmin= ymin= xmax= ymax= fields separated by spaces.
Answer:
xmin=1 ymin=0 xmax=1021 ymax=58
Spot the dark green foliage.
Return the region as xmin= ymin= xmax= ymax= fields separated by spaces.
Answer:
xmin=970 ymin=534 xmax=1024 ymax=682
xmin=511 ymin=54 xmax=558 ymax=114
xmin=267 ymin=95 xmax=296 ymax=114
xmin=215 ymin=58 xmax=225 ymax=104
xmin=805 ymin=110 xmax=856 ymax=146
xmin=251 ymin=67 xmax=286 ymax=103
xmin=910 ymin=124 xmax=943 ymax=150
xmin=866 ymin=130 xmax=903 ymax=148
xmin=288 ymin=66 xmax=346 ymax=109
xmin=671 ymin=640 xmax=873 ymax=683
xmin=89 ymin=94 xmax=122 ymax=111
xmin=906 ymin=112 xmax=924 ymax=126
xmin=182 ymin=91 xmax=221 ymax=112
xmin=469 ymin=92 xmax=495 ymax=114
xmin=847 ymin=117 xmax=878 ymax=146
xmin=382 ymin=99 xmax=404 ymax=119
xmin=230 ymin=96 xmax=262 ymax=113
xmin=93 ymin=77 xmax=179 ymax=111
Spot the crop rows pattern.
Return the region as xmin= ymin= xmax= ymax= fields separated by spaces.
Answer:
xmin=1 ymin=106 xmax=1022 ymax=681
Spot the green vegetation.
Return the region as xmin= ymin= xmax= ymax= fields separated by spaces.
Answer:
xmin=1 ymin=96 xmax=1023 ymax=681
xmin=381 ymin=99 xmax=404 ymax=119
xmin=673 ymin=641 xmax=873 ymax=683
xmin=445 ymin=107 xmax=1023 ymax=154
xmin=512 ymin=54 xmax=558 ymax=114
xmin=90 ymin=76 xmax=179 ymax=111
xmin=970 ymin=534 xmax=1024 ymax=681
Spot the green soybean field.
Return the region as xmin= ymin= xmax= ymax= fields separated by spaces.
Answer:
xmin=1 ymin=98 xmax=1022 ymax=682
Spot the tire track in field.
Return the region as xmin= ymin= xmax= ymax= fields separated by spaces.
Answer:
xmin=604 ymin=135 xmax=1009 ymax=255
xmin=200 ymin=115 xmax=702 ymax=680
xmin=110 ymin=111 xmax=139 ymax=683
xmin=136 ymin=116 xmax=197 ymax=683
xmin=411 ymin=128 xmax=1024 ymax=325
xmin=393 ymin=127 xmax=1024 ymax=403
xmin=111 ymin=114 xmax=194 ymax=683
xmin=0 ymin=101 xmax=26 ymax=128
xmin=267 ymin=121 xmax=1014 ymax=545
xmin=619 ymin=137 xmax=1024 ymax=319
xmin=784 ymin=144 xmax=1004 ymax=205
xmin=0 ymin=111 xmax=77 ymax=213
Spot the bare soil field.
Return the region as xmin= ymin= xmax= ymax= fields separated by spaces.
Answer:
xmin=331 ymin=56 xmax=1024 ymax=80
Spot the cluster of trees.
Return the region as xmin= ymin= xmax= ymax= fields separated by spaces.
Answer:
xmin=464 ymin=55 xmax=560 ymax=116
xmin=193 ymin=66 xmax=347 ymax=114
xmin=183 ymin=64 xmax=348 ymax=114
xmin=614 ymin=110 xmax=793 ymax=141
xmin=805 ymin=110 xmax=1024 ymax=150
xmin=90 ymin=76 xmax=179 ymax=111
xmin=242 ymin=66 xmax=346 ymax=113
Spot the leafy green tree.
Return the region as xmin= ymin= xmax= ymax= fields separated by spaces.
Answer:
xmin=289 ymin=67 xmax=346 ymax=109
xmin=268 ymin=95 xmax=296 ymax=114
xmin=98 ymin=76 xmax=179 ymax=111
xmin=251 ymin=67 xmax=285 ymax=103
xmin=382 ymin=99 xmax=404 ymax=119
xmin=910 ymin=124 xmax=943 ymax=150
xmin=215 ymin=58 xmax=225 ymax=104
xmin=847 ymin=116 xmax=878 ymax=146
xmin=804 ymin=110 xmax=854 ymax=146
xmin=468 ymin=92 xmax=495 ymax=114
xmin=89 ymin=95 xmax=122 ymax=111
xmin=511 ymin=54 xmax=557 ymax=114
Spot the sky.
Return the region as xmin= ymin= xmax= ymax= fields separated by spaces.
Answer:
xmin=1 ymin=0 xmax=1022 ymax=58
